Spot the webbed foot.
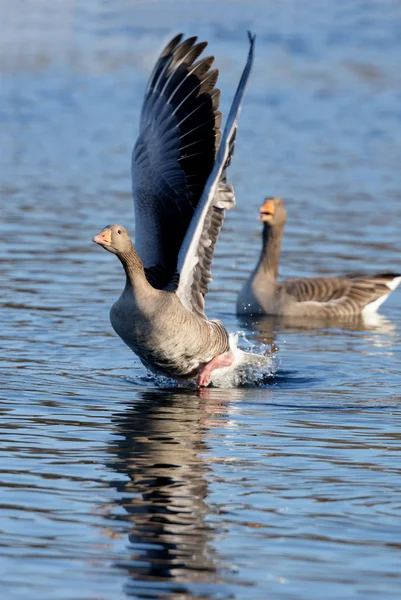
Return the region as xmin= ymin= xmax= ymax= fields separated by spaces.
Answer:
xmin=196 ymin=352 xmax=234 ymax=387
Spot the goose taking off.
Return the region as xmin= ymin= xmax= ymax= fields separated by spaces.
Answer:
xmin=237 ymin=197 xmax=401 ymax=318
xmin=93 ymin=33 xmax=255 ymax=387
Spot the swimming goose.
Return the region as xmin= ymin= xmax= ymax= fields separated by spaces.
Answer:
xmin=93 ymin=33 xmax=255 ymax=386
xmin=237 ymin=197 xmax=401 ymax=317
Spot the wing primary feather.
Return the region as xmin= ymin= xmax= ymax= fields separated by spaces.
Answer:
xmin=161 ymin=43 xmax=209 ymax=99
xmin=145 ymin=33 xmax=183 ymax=96
xmin=149 ymin=36 xmax=197 ymax=99
xmin=166 ymin=56 xmax=213 ymax=105
xmin=175 ymin=90 xmax=221 ymax=129
xmin=178 ymin=152 xmax=204 ymax=161
xmin=159 ymin=42 xmax=201 ymax=96
xmin=133 ymin=33 xmax=224 ymax=290
xmin=179 ymin=121 xmax=213 ymax=140
xmin=175 ymin=32 xmax=255 ymax=314
xmin=171 ymin=69 xmax=216 ymax=116
xmin=180 ymin=139 xmax=205 ymax=152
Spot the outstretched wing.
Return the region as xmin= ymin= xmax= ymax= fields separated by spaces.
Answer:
xmin=132 ymin=34 xmax=222 ymax=289
xmin=175 ymin=32 xmax=255 ymax=317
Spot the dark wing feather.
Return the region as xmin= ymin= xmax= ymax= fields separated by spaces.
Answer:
xmin=176 ymin=33 xmax=255 ymax=317
xmin=132 ymin=35 xmax=222 ymax=289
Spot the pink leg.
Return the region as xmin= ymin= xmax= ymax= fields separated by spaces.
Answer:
xmin=196 ymin=352 xmax=235 ymax=387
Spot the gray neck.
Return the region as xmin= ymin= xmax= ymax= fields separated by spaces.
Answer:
xmin=255 ymin=221 xmax=285 ymax=281
xmin=118 ymin=244 xmax=151 ymax=294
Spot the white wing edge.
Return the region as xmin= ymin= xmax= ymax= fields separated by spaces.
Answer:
xmin=176 ymin=32 xmax=256 ymax=312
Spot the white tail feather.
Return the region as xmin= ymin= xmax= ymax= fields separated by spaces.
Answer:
xmin=362 ymin=294 xmax=390 ymax=315
xmin=386 ymin=276 xmax=401 ymax=292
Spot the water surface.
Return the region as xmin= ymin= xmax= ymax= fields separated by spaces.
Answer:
xmin=1 ymin=1 xmax=401 ymax=598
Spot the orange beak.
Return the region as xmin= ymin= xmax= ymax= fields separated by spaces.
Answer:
xmin=259 ymin=198 xmax=276 ymax=222
xmin=93 ymin=228 xmax=112 ymax=247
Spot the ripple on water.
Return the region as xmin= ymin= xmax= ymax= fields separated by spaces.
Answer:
xmin=1 ymin=1 xmax=401 ymax=599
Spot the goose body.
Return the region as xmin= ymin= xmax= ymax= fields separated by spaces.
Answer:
xmin=93 ymin=33 xmax=255 ymax=386
xmin=110 ymin=283 xmax=229 ymax=379
xmin=237 ymin=198 xmax=401 ymax=318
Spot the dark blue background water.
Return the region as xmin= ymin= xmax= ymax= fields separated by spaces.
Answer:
xmin=1 ymin=1 xmax=401 ymax=598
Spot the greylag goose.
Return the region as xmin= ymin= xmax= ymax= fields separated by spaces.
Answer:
xmin=93 ymin=33 xmax=256 ymax=387
xmin=237 ymin=197 xmax=401 ymax=317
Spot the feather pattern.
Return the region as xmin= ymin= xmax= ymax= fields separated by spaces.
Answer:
xmin=132 ymin=34 xmax=222 ymax=289
xmin=280 ymin=273 xmax=401 ymax=317
xmin=176 ymin=32 xmax=255 ymax=316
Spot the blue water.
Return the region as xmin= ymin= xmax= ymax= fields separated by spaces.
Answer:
xmin=1 ymin=1 xmax=401 ymax=598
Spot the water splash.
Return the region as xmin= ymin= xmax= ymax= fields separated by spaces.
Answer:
xmin=210 ymin=332 xmax=277 ymax=388
xmin=133 ymin=331 xmax=278 ymax=389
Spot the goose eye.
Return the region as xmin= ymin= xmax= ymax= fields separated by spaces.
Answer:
xmin=118 ymin=229 xmax=121 ymax=234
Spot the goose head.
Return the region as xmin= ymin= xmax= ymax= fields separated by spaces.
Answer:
xmin=259 ymin=197 xmax=287 ymax=226
xmin=92 ymin=224 xmax=132 ymax=255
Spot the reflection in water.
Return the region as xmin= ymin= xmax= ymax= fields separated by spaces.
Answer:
xmin=2 ymin=1 xmax=401 ymax=598
xmin=239 ymin=313 xmax=397 ymax=346
xmin=107 ymin=389 xmax=232 ymax=598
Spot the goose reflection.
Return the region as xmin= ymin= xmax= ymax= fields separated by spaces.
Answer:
xmin=107 ymin=388 xmax=233 ymax=597
xmin=239 ymin=312 xmax=397 ymax=347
